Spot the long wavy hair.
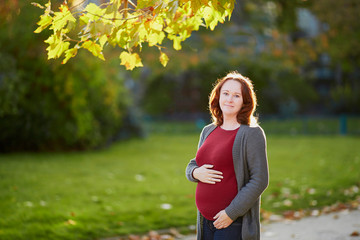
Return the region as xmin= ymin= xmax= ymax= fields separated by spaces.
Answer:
xmin=209 ymin=71 xmax=258 ymax=126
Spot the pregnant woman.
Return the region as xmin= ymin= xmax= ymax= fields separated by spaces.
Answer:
xmin=185 ymin=71 xmax=269 ymax=240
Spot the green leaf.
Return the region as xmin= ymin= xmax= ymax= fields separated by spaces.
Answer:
xmin=82 ymin=40 xmax=105 ymax=60
xmin=120 ymin=52 xmax=143 ymax=70
xmin=159 ymin=52 xmax=169 ymax=67
xmin=173 ymin=37 xmax=182 ymax=50
xmin=114 ymin=28 xmax=128 ymax=47
xmin=34 ymin=14 xmax=53 ymax=33
xmin=136 ymin=0 xmax=157 ymax=9
xmin=62 ymin=48 xmax=78 ymax=64
xmin=148 ymin=32 xmax=165 ymax=46
xmin=83 ymin=3 xmax=106 ymax=21
xmin=46 ymin=39 xmax=70 ymax=60
xmin=150 ymin=20 xmax=163 ymax=31
xmin=44 ymin=0 xmax=51 ymax=13
xmin=34 ymin=0 xmax=235 ymax=69
xmin=50 ymin=4 xmax=76 ymax=31
xmin=202 ymin=6 xmax=222 ymax=30
xmin=99 ymin=35 xmax=108 ymax=48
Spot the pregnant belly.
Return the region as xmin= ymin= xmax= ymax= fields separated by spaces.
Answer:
xmin=195 ymin=177 xmax=237 ymax=220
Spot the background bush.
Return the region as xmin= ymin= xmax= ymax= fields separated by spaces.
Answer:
xmin=0 ymin=0 xmax=132 ymax=152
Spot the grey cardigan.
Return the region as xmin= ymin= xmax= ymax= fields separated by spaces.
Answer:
xmin=186 ymin=123 xmax=269 ymax=240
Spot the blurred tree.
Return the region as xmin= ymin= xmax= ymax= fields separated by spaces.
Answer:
xmin=310 ymin=0 xmax=360 ymax=113
xmin=310 ymin=0 xmax=360 ymax=71
xmin=140 ymin=0 xmax=319 ymax=117
xmin=0 ymin=0 xmax=135 ymax=152
xmin=261 ymin=0 xmax=359 ymax=113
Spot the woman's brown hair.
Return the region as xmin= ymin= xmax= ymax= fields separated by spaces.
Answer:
xmin=209 ymin=71 xmax=258 ymax=126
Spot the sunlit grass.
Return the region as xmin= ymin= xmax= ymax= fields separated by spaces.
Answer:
xmin=263 ymin=135 xmax=360 ymax=212
xmin=0 ymin=132 xmax=359 ymax=240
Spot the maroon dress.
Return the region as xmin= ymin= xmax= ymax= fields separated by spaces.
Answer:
xmin=195 ymin=126 xmax=239 ymax=220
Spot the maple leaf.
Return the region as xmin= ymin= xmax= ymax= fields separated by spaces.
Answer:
xmin=34 ymin=14 xmax=52 ymax=33
xmin=82 ymin=40 xmax=105 ymax=60
xmin=120 ymin=52 xmax=143 ymax=70
xmin=33 ymin=0 xmax=235 ymax=70
xmin=50 ymin=4 xmax=76 ymax=32
xmin=99 ymin=35 xmax=108 ymax=48
xmin=62 ymin=47 xmax=78 ymax=64
xmin=45 ymin=34 xmax=70 ymax=59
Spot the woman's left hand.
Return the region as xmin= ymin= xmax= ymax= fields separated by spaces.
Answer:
xmin=213 ymin=210 xmax=233 ymax=229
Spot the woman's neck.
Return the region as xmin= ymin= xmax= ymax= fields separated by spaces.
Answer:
xmin=221 ymin=117 xmax=240 ymax=130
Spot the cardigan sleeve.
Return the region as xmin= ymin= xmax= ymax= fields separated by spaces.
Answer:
xmin=225 ymin=126 xmax=269 ymax=220
xmin=185 ymin=124 xmax=214 ymax=182
xmin=185 ymin=158 xmax=199 ymax=182
xmin=185 ymin=127 xmax=204 ymax=182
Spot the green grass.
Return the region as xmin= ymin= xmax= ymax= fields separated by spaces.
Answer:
xmin=0 ymin=132 xmax=360 ymax=240
xmin=263 ymin=135 xmax=360 ymax=212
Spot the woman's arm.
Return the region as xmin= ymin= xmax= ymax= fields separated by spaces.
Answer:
xmin=185 ymin=126 xmax=206 ymax=182
xmin=225 ymin=127 xmax=269 ymax=220
xmin=186 ymin=157 xmax=199 ymax=182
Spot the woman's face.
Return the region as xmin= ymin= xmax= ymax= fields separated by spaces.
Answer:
xmin=219 ymin=79 xmax=243 ymax=119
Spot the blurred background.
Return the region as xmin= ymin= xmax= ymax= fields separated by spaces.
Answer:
xmin=0 ymin=0 xmax=359 ymax=240
xmin=1 ymin=0 xmax=359 ymax=151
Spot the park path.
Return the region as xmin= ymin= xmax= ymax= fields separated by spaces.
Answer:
xmin=178 ymin=209 xmax=360 ymax=240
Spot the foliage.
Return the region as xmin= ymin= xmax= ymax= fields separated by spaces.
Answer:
xmin=267 ymin=0 xmax=360 ymax=113
xmin=33 ymin=0 xmax=235 ymax=70
xmin=309 ymin=0 xmax=360 ymax=113
xmin=310 ymin=0 xmax=360 ymax=71
xmin=0 ymin=129 xmax=359 ymax=239
xmin=141 ymin=23 xmax=318 ymax=116
xmin=0 ymin=53 xmax=128 ymax=151
xmin=142 ymin=64 xmax=218 ymax=115
xmin=270 ymin=0 xmax=310 ymax=32
xmin=0 ymin=0 xmax=132 ymax=152
xmin=142 ymin=0 xmax=360 ymax=116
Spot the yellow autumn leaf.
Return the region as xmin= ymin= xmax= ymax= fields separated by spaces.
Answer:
xmin=120 ymin=52 xmax=143 ymax=70
xmin=150 ymin=20 xmax=163 ymax=32
xmin=62 ymin=48 xmax=78 ymax=64
xmin=34 ymin=14 xmax=52 ymax=33
xmin=46 ymin=40 xmax=70 ymax=60
xmin=159 ymin=52 xmax=169 ymax=67
xmin=65 ymin=219 xmax=77 ymax=225
xmin=82 ymin=40 xmax=105 ymax=60
xmin=173 ymin=37 xmax=182 ymax=50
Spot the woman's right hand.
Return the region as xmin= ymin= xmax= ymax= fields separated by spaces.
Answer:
xmin=193 ymin=164 xmax=223 ymax=184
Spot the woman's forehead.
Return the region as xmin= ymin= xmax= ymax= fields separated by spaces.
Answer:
xmin=221 ymin=79 xmax=242 ymax=91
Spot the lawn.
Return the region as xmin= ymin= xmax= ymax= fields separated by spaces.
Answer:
xmin=0 ymin=130 xmax=359 ymax=240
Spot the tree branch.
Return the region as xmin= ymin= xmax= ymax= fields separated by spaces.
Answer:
xmin=128 ymin=0 xmax=137 ymax=8
xmin=123 ymin=0 xmax=128 ymax=18
xmin=85 ymin=8 xmax=140 ymax=21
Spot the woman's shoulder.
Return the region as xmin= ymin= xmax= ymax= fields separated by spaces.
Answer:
xmin=197 ymin=123 xmax=217 ymax=146
xmin=201 ymin=123 xmax=217 ymax=135
xmin=241 ymin=124 xmax=266 ymax=137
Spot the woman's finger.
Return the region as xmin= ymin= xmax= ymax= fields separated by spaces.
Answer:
xmin=202 ymin=164 xmax=214 ymax=169
xmin=210 ymin=173 xmax=223 ymax=178
xmin=207 ymin=179 xmax=217 ymax=184
xmin=208 ymin=169 xmax=223 ymax=175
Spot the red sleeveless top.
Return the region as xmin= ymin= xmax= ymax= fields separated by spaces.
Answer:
xmin=195 ymin=126 xmax=238 ymax=220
